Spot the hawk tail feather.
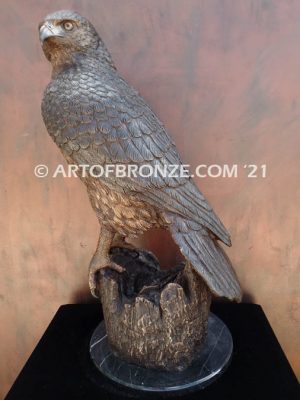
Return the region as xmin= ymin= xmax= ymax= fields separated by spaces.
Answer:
xmin=169 ymin=217 xmax=242 ymax=301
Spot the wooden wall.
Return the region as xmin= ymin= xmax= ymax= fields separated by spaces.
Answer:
xmin=0 ymin=0 xmax=299 ymax=396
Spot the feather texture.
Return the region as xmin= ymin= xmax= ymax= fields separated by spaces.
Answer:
xmin=41 ymin=11 xmax=241 ymax=300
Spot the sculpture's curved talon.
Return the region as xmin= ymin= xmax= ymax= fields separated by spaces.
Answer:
xmin=89 ymin=261 xmax=125 ymax=297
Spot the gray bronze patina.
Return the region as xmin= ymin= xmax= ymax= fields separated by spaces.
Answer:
xmin=39 ymin=10 xmax=241 ymax=371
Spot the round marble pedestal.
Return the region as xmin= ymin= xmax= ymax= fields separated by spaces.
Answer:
xmin=90 ymin=313 xmax=233 ymax=394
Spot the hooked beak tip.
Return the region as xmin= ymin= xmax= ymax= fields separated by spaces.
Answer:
xmin=39 ymin=24 xmax=63 ymax=44
xmin=39 ymin=25 xmax=51 ymax=43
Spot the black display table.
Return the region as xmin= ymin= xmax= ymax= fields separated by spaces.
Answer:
xmin=5 ymin=303 xmax=299 ymax=399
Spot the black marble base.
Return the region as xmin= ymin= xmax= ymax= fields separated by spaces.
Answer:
xmin=5 ymin=303 xmax=300 ymax=400
xmin=90 ymin=313 xmax=232 ymax=393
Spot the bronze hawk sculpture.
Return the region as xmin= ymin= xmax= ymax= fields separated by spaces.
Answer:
xmin=39 ymin=10 xmax=241 ymax=302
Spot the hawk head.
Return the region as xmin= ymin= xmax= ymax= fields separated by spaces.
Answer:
xmin=39 ymin=10 xmax=112 ymax=70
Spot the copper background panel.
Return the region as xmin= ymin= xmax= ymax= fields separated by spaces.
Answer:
xmin=0 ymin=0 xmax=299 ymax=396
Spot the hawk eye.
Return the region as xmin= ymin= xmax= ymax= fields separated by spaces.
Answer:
xmin=62 ymin=21 xmax=74 ymax=31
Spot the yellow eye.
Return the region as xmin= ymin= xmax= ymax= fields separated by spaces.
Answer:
xmin=63 ymin=21 xmax=74 ymax=31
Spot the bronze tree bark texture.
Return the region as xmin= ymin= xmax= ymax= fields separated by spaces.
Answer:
xmin=99 ymin=248 xmax=211 ymax=371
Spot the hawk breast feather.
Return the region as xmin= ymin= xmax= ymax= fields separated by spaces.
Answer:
xmin=43 ymin=69 xmax=231 ymax=245
xmin=42 ymin=68 xmax=241 ymax=300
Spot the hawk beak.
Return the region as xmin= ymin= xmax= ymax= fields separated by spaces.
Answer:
xmin=39 ymin=23 xmax=64 ymax=43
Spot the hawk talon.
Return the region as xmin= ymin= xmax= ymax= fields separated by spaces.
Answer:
xmin=89 ymin=261 xmax=125 ymax=297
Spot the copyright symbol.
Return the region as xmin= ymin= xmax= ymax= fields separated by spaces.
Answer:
xmin=34 ymin=164 xmax=48 ymax=178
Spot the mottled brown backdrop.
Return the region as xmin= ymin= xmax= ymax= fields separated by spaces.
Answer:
xmin=0 ymin=0 xmax=299 ymax=396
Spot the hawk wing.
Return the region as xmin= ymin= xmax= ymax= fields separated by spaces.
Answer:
xmin=56 ymin=72 xmax=231 ymax=246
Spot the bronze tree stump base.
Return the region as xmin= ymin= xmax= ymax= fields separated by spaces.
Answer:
xmin=89 ymin=311 xmax=233 ymax=393
xmin=97 ymin=247 xmax=211 ymax=371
